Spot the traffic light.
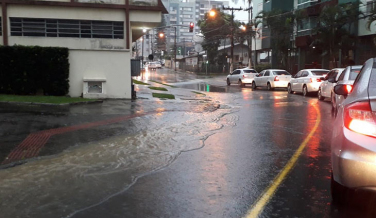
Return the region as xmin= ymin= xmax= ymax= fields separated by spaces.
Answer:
xmin=189 ymin=22 xmax=194 ymax=32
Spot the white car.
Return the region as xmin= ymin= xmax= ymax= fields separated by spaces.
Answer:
xmin=288 ymin=69 xmax=329 ymax=96
xmin=318 ymin=68 xmax=345 ymax=100
xmin=226 ymin=68 xmax=258 ymax=87
xmin=331 ymin=65 xmax=362 ymax=115
xmin=148 ymin=62 xmax=161 ymax=70
xmin=251 ymin=69 xmax=292 ymax=91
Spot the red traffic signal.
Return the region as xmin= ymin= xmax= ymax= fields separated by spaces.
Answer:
xmin=189 ymin=22 xmax=194 ymax=32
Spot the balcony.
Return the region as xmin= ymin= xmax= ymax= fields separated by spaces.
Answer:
xmin=75 ymin=0 xmax=125 ymax=4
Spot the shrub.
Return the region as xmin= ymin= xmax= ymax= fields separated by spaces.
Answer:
xmin=0 ymin=45 xmax=69 ymax=96
xmin=255 ymin=63 xmax=272 ymax=73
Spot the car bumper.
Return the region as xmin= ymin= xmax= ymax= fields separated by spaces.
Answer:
xmin=241 ymin=78 xmax=254 ymax=84
xmin=332 ymin=127 xmax=376 ymax=189
xmin=271 ymin=81 xmax=289 ymax=88
xmin=306 ymin=82 xmax=322 ymax=92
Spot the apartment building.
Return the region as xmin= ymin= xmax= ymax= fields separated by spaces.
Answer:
xmin=1 ymin=0 xmax=167 ymax=99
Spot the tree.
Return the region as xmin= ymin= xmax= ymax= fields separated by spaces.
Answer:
xmin=313 ymin=3 xmax=361 ymax=68
xmin=198 ymin=9 xmax=233 ymax=64
xmin=366 ymin=1 xmax=376 ymax=31
xmin=257 ymin=9 xmax=295 ymax=69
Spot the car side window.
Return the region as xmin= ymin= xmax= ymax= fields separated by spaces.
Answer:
xmin=301 ymin=71 xmax=309 ymax=77
xmin=337 ymin=68 xmax=347 ymax=81
xmin=235 ymin=70 xmax=241 ymax=75
xmin=264 ymin=71 xmax=270 ymax=76
xmin=294 ymin=71 xmax=302 ymax=78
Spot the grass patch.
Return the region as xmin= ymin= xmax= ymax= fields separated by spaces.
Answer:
xmin=133 ymin=79 xmax=150 ymax=85
xmin=149 ymin=80 xmax=177 ymax=88
xmin=148 ymin=86 xmax=168 ymax=91
xmin=192 ymin=91 xmax=206 ymax=96
xmin=152 ymin=93 xmax=175 ymax=99
xmin=0 ymin=95 xmax=96 ymax=104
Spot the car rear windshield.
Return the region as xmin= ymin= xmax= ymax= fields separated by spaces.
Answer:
xmin=311 ymin=70 xmax=329 ymax=75
xmin=243 ymin=70 xmax=257 ymax=73
xmin=273 ymin=71 xmax=290 ymax=75
xmin=349 ymin=69 xmax=361 ymax=80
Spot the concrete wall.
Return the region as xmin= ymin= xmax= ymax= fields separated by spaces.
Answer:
xmin=69 ymin=49 xmax=131 ymax=99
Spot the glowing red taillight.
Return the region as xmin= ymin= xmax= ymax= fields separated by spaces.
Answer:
xmin=346 ymin=85 xmax=353 ymax=93
xmin=344 ymin=101 xmax=376 ymax=138
xmin=310 ymin=78 xmax=321 ymax=82
xmin=274 ymin=76 xmax=279 ymax=81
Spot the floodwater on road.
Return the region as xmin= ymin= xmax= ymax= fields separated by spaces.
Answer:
xmin=0 ymin=104 xmax=239 ymax=218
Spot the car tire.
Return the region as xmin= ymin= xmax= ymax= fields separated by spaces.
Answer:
xmin=238 ymin=80 xmax=244 ymax=87
xmin=267 ymin=82 xmax=273 ymax=91
xmin=331 ymin=173 xmax=343 ymax=203
xmin=227 ymin=78 xmax=231 ymax=86
xmin=331 ymin=93 xmax=337 ymax=117
xmin=303 ymin=85 xmax=309 ymax=96
xmin=287 ymin=84 xmax=293 ymax=94
xmin=318 ymin=89 xmax=324 ymax=100
xmin=252 ymin=81 xmax=257 ymax=90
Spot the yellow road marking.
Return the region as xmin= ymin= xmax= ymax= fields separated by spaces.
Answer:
xmin=244 ymin=104 xmax=321 ymax=218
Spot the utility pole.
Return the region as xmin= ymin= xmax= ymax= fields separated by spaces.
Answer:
xmin=222 ymin=6 xmax=242 ymax=74
xmin=142 ymin=36 xmax=144 ymax=68
xmin=174 ymin=26 xmax=177 ymax=71
xmin=244 ymin=1 xmax=253 ymax=69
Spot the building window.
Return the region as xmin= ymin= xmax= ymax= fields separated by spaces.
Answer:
xmin=10 ymin=18 xmax=124 ymax=39
xmin=182 ymin=7 xmax=192 ymax=11
xmin=367 ymin=0 xmax=376 ymax=14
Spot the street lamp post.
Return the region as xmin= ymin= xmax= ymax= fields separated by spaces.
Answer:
xmin=222 ymin=6 xmax=243 ymax=74
xmin=244 ymin=1 xmax=253 ymax=69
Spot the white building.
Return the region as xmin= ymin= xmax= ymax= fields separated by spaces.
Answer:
xmin=0 ymin=0 xmax=167 ymax=99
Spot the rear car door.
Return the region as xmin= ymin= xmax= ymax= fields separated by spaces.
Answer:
xmin=297 ymin=71 xmax=308 ymax=91
xmin=321 ymin=70 xmax=336 ymax=97
xmin=263 ymin=71 xmax=270 ymax=86
xmin=291 ymin=71 xmax=302 ymax=91
xmin=230 ymin=70 xmax=239 ymax=82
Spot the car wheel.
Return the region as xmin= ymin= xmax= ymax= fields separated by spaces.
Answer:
xmin=287 ymin=84 xmax=293 ymax=94
xmin=238 ymin=80 xmax=244 ymax=87
xmin=267 ymin=82 xmax=272 ymax=91
xmin=303 ymin=85 xmax=309 ymax=96
xmin=252 ymin=81 xmax=257 ymax=90
xmin=318 ymin=89 xmax=324 ymax=100
xmin=227 ymin=78 xmax=231 ymax=86
xmin=331 ymin=93 xmax=337 ymax=117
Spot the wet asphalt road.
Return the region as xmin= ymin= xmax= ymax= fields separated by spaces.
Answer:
xmin=0 ymin=68 xmax=374 ymax=218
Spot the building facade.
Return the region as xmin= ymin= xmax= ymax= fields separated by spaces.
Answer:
xmin=1 ymin=0 xmax=167 ymax=99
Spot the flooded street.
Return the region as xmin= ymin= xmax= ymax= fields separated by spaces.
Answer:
xmin=1 ymin=68 xmax=374 ymax=218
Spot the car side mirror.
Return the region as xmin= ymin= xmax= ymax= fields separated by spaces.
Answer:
xmin=334 ymin=84 xmax=353 ymax=96
xmin=328 ymin=77 xmax=336 ymax=83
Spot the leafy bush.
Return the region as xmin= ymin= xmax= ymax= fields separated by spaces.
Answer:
xmin=255 ymin=63 xmax=272 ymax=73
xmin=0 ymin=45 xmax=69 ymax=96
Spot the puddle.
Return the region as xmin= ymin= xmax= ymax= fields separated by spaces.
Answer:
xmin=175 ymin=82 xmax=228 ymax=93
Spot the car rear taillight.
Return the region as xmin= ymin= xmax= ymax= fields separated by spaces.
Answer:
xmin=243 ymin=75 xmax=246 ymax=78
xmin=344 ymin=101 xmax=376 ymax=138
xmin=310 ymin=78 xmax=321 ymax=82
xmin=274 ymin=76 xmax=279 ymax=81
xmin=346 ymin=85 xmax=353 ymax=93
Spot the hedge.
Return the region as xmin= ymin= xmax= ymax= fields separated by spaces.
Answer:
xmin=0 ymin=45 xmax=69 ymax=96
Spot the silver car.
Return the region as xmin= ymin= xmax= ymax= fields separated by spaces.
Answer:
xmin=226 ymin=68 xmax=258 ymax=87
xmin=331 ymin=65 xmax=362 ymax=115
xmin=331 ymin=58 xmax=376 ymax=203
xmin=288 ymin=69 xmax=330 ymax=96
xmin=318 ymin=68 xmax=344 ymax=101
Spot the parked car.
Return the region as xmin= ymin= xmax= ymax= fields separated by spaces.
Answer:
xmin=252 ymin=69 xmax=292 ymax=91
xmin=331 ymin=65 xmax=362 ymax=116
xmin=318 ymin=68 xmax=345 ymax=100
xmin=331 ymin=57 xmax=376 ymax=203
xmin=288 ymin=69 xmax=330 ymax=96
xmin=226 ymin=68 xmax=258 ymax=87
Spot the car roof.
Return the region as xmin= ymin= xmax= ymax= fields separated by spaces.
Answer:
xmin=349 ymin=65 xmax=362 ymax=69
xmin=303 ymin=69 xmax=330 ymax=71
xmin=263 ymin=69 xmax=288 ymax=71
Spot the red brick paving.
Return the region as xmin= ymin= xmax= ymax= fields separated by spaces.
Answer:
xmin=2 ymin=111 xmax=160 ymax=165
